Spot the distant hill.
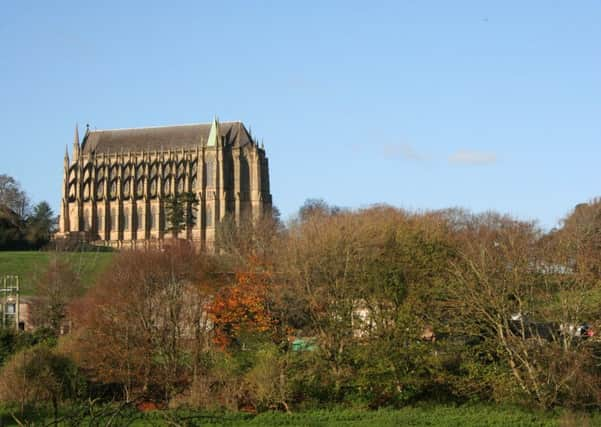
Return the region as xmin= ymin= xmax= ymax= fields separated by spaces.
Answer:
xmin=0 ymin=251 xmax=114 ymax=295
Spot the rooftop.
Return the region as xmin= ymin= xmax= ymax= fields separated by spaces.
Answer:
xmin=80 ymin=120 xmax=254 ymax=154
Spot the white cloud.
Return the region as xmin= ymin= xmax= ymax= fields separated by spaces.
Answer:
xmin=382 ymin=143 xmax=426 ymax=161
xmin=449 ymin=150 xmax=497 ymax=166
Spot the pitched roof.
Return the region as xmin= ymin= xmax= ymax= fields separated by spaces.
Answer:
xmin=81 ymin=121 xmax=254 ymax=155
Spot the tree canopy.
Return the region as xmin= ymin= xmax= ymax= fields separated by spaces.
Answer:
xmin=0 ymin=174 xmax=55 ymax=249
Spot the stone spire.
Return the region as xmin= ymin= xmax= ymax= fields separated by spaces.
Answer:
xmin=207 ymin=116 xmax=220 ymax=147
xmin=64 ymin=145 xmax=70 ymax=167
xmin=73 ymin=123 xmax=80 ymax=160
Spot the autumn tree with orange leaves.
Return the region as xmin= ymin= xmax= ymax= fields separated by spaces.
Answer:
xmin=208 ymin=261 xmax=278 ymax=349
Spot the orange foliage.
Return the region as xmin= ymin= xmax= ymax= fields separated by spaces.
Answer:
xmin=208 ymin=265 xmax=277 ymax=348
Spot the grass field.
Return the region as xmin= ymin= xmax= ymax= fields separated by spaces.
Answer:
xmin=1 ymin=405 xmax=595 ymax=427
xmin=132 ymin=406 xmax=589 ymax=427
xmin=0 ymin=251 xmax=114 ymax=295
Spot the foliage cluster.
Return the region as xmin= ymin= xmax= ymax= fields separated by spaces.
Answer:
xmin=2 ymin=198 xmax=601 ymax=421
xmin=0 ymin=174 xmax=56 ymax=250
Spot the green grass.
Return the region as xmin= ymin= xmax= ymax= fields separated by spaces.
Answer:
xmin=2 ymin=405 xmax=596 ymax=427
xmin=133 ymin=406 xmax=559 ymax=427
xmin=148 ymin=406 xmax=575 ymax=427
xmin=0 ymin=251 xmax=114 ymax=295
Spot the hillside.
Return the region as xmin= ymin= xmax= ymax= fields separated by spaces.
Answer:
xmin=0 ymin=251 xmax=114 ymax=295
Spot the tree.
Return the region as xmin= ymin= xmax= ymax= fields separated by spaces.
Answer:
xmin=32 ymin=257 xmax=82 ymax=335
xmin=216 ymin=206 xmax=284 ymax=265
xmin=244 ymin=344 xmax=291 ymax=412
xmin=349 ymin=210 xmax=456 ymax=406
xmin=208 ymin=264 xmax=277 ymax=349
xmin=0 ymin=175 xmax=53 ymax=249
xmin=67 ymin=244 xmax=218 ymax=403
xmin=25 ymin=201 xmax=56 ymax=249
xmin=164 ymin=192 xmax=199 ymax=238
xmin=297 ymin=198 xmax=342 ymax=223
xmin=446 ymin=212 xmax=601 ymax=408
xmin=0 ymin=205 xmax=26 ymax=250
xmin=0 ymin=174 xmax=29 ymax=218
xmin=551 ymin=199 xmax=601 ymax=280
xmin=278 ymin=205 xmax=456 ymax=405
xmin=0 ymin=344 xmax=83 ymax=422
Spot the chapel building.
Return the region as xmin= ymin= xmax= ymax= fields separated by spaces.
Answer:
xmin=56 ymin=118 xmax=272 ymax=249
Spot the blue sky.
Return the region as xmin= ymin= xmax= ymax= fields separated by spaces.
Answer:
xmin=1 ymin=1 xmax=599 ymax=228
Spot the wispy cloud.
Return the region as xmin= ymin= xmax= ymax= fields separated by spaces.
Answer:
xmin=448 ymin=150 xmax=497 ymax=166
xmin=382 ymin=143 xmax=427 ymax=161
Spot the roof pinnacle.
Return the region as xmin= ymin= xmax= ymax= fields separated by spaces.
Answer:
xmin=207 ymin=116 xmax=220 ymax=147
xmin=73 ymin=123 xmax=80 ymax=147
xmin=73 ymin=123 xmax=80 ymax=160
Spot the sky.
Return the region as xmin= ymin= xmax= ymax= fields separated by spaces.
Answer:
xmin=1 ymin=1 xmax=599 ymax=229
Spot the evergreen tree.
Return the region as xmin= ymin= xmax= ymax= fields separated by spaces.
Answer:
xmin=25 ymin=201 xmax=56 ymax=249
xmin=164 ymin=192 xmax=199 ymax=238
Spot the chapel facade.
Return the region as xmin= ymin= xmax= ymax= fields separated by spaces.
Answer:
xmin=56 ymin=119 xmax=272 ymax=249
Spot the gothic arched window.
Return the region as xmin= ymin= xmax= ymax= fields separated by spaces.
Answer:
xmin=163 ymin=178 xmax=171 ymax=195
xmin=122 ymin=179 xmax=131 ymax=199
xmin=68 ymin=183 xmax=76 ymax=201
xmin=149 ymin=206 xmax=158 ymax=230
xmin=110 ymin=208 xmax=117 ymax=231
xmin=150 ymin=179 xmax=157 ymax=198
xmin=137 ymin=208 xmax=144 ymax=231
xmin=84 ymin=208 xmax=90 ymax=230
xmin=109 ymin=180 xmax=117 ymax=199
xmin=122 ymin=207 xmax=129 ymax=231
xmin=205 ymin=205 xmax=213 ymax=227
xmin=177 ymin=177 xmax=184 ymax=194
xmin=136 ymin=179 xmax=144 ymax=198
xmin=205 ymin=160 xmax=214 ymax=187
xmin=96 ymin=209 xmax=104 ymax=234
xmin=96 ymin=180 xmax=104 ymax=200
xmin=84 ymin=165 xmax=91 ymax=181
xmin=83 ymin=181 xmax=90 ymax=201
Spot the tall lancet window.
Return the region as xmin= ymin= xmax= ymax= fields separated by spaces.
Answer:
xmin=110 ymin=208 xmax=117 ymax=231
xmin=123 ymin=207 xmax=129 ymax=231
xmin=150 ymin=206 xmax=158 ymax=230
xmin=96 ymin=209 xmax=104 ymax=234
xmin=205 ymin=160 xmax=214 ymax=187
xmin=205 ymin=204 xmax=213 ymax=227
xmin=137 ymin=208 xmax=144 ymax=231
xmin=84 ymin=209 xmax=90 ymax=230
